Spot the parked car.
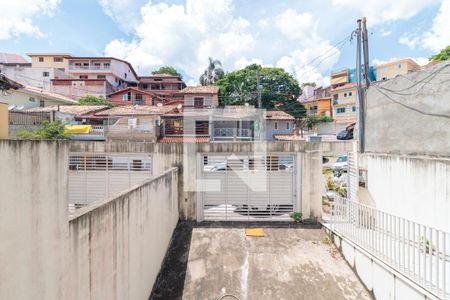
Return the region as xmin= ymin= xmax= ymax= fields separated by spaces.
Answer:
xmin=332 ymin=155 xmax=348 ymax=171
xmin=337 ymin=129 xmax=353 ymax=140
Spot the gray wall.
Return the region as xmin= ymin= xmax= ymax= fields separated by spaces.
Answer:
xmin=68 ymin=141 xmax=354 ymax=220
xmin=365 ymin=61 xmax=450 ymax=156
xmin=0 ymin=141 xmax=69 ymax=299
xmin=265 ymin=120 xmax=294 ymax=140
xmin=0 ymin=140 xmax=179 ymax=299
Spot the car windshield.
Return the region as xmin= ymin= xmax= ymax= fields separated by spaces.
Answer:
xmin=336 ymin=156 xmax=348 ymax=163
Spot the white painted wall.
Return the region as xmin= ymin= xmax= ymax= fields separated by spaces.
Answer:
xmin=364 ymin=154 xmax=450 ymax=232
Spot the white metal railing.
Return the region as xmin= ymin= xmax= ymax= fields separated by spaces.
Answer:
xmin=213 ymin=128 xmax=252 ymax=138
xmin=68 ymin=65 xmax=110 ymax=70
xmin=330 ymin=196 xmax=450 ymax=299
xmin=108 ymin=124 xmax=154 ymax=134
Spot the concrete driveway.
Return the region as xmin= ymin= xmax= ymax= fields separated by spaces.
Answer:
xmin=150 ymin=223 xmax=372 ymax=300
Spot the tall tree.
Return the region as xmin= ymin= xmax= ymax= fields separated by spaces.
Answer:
xmin=199 ymin=57 xmax=224 ymax=86
xmin=152 ymin=66 xmax=183 ymax=78
xmin=430 ymin=45 xmax=450 ymax=62
xmin=215 ymin=64 xmax=305 ymax=118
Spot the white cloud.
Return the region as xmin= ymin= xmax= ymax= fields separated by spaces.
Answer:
xmin=395 ymin=1 xmax=449 ymax=52
xmin=234 ymin=57 xmax=272 ymax=69
xmin=103 ymin=0 xmax=255 ymax=80
xmin=422 ymin=0 xmax=450 ymax=51
xmin=332 ymin=0 xmax=438 ymax=25
xmin=274 ymin=9 xmax=340 ymax=86
xmin=0 ymin=0 xmax=60 ymax=39
xmin=380 ymin=29 xmax=392 ymax=37
xmin=399 ymin=35 xmax=420 ymax=49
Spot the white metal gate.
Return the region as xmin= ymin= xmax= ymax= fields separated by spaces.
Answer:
xmin=200 ymin=154 xmax=296 ymax=221
xmin=68 ymin=153 xmax=152 ymax=205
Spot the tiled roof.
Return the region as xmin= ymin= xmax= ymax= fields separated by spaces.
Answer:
xmin=181 ymin=86 xmax=219 ymax=94
xmin=95 ymin=105 xmax=178 ymax=116
xmin=159 ymin=136 xmax=210 ymax=143
xmin=107 ymin=87 xmax=155 ymax=97
xmin=24 ymin=105 xmax=108 ymax=115
xmin=21 ymin=86 xmax=78 ymax=104
xmin=0 ymin=53 xmax=28 ymax=64
xmin=265 ymin=110 xmax=295 ymax=120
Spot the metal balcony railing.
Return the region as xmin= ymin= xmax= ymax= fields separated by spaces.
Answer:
xmin=330 ymin=196 xmax=450 ymax=299
xmin=213 ymin=128 xmax=252 ymax=138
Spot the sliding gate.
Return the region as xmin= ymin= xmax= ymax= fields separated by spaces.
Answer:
xmin=199 ymin=154 xmax=297 ymax=221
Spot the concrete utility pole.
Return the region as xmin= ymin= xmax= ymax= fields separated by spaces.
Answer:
xmin=256 ymin=70 xmax=262 ymax=108
xmin=356 ymin=19 xmax=365 ymax=153
xmin=362 ymin=17 xmax=370 ymax=89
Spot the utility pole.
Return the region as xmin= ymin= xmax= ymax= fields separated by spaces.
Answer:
xmin=362 ymin=17 xmax=370 ymax=89
xmin=356 ymin=19 xmax=365 ymax=153
xmin=256 ymin=70 xmax=262 ymax=108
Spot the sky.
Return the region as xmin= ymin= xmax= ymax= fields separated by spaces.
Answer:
xmin=1 ymin=0 xmax=449 ymax=86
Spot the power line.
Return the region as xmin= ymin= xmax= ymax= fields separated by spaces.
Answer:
xmin=372 ymin=84 xmax=450 ymax=119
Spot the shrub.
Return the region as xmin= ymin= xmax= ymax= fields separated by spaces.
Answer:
xmin=16 ymin=120 xmax=71 ymax=140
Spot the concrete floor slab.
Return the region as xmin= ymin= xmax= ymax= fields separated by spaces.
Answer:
xmin=150 ymin=223 xmax=372 ymax=300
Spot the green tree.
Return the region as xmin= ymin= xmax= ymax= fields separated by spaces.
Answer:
xmin=302 ymin=115 xmax=333 ymax=130
xmin=199 ymin=57 xmax=224 ymax=86
xmin=215 ymin=64 xmax=305 ymax=118
xmin=430 ymin=45 xmax=450 ymax=62
xmin=77 ymin=95 xmax=112 ymax=107
xmin=152 ymin=66 xmax=182 ymax=78
xmin=16 ymin=120 xmax=71 ymax=140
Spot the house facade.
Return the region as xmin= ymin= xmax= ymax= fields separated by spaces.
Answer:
xmin=181 ymin=86 xmax=219 ymax=108
xmin=138 ymin=74 xmax=186 ymax=104
xmin=375 ymin=58 xmax=420 ymax=81
xmin=1 ymin=84 xmax=78 ymax=109
xmin=108 ymin=87 xmax=155 ymax=106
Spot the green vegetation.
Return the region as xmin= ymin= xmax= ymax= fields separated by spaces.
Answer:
xmin=200 ymin=57 xmax=224 ymax=86
xmin=290 ymin=212 xmax=303 ymax=223
xmin=215 ymin=64 xmax=305 ymax=118
xmin=16 ymin=120 xmax=71 ymax=140
xmin=152 ymin=66 xmax=182 ymax=78
xmin=430 ymin=45 xmax=450 ymax=62
xmin=77 ymin=95 xmax=112 ymax=107
xmin=303 ymin=115 xmax=333 ymax=130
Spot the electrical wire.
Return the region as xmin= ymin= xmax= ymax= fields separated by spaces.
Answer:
xmin=371 ymin=84 xmax=450 ymax=119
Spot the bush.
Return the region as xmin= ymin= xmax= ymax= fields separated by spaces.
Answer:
xmin=16 ymin=120 xmax=71 ymax=140
xmin=303 ymin=115 xmax=333 ymax=130
xmin=77 ymin=95 xmax=112 ymax=107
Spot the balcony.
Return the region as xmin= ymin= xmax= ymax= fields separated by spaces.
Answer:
xmin=68 ymin=64 xmax=111 ymax=71
xmin=212 ymin=128 xmax=253 ymax=140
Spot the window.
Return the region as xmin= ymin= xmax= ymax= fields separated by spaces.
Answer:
xmin=344 ymin=92 xmax=347 ymax=97
xmin=93 ymin=63 xmax=101 ymax=69
xmin=53 ymin=57 xmax=63 ymax=62
xmin=352 ymin=106 xmax=356 ymax=112
xmin=142 ymin=83 xmax=148 ymax=89
xmin=79 ymin=75 xmax=88 ymax=79
xmin=103 ymin=63 xmax=110 ymax=68
xmin=382 ymin=77 xmax=387 ymax=81
xmin=122 ymin=92 xmax=131 ymax=101
xmin=274 ymin=122 xmax=278 ymax=130
xmin=42 ymin=72 xmax=49 ymax=77
xmin=194 ymin=97 xmax=204 ymax=108
xmin=97 ymin=75 xmax=106 ymax=79
xmin=39 ymin=100 xmax=45 ymax=107
xmin=348 ymin=92 xmax=352 ymax=96
xmin=286 ymin=122 xmax=290 ymax=130
xmin=134 ymin=93 xmax=144 ymax=104
xmin=38 ymin=57 xmax=44 ymax=62
xmin=124 ymin=73 xmax=127 ymax=79
xmin=397 ymin=64 xmax=402 ymax=69
xmin=29 ymin=97 xmax=35 ymax=102
xmin=337 ymin=107 xmax=346 ymax=113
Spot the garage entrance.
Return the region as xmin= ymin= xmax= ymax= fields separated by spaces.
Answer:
xmin=198 ymin=154 xmax=298 ymax=221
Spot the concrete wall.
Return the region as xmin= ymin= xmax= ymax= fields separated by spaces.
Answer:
xmin=361 ymin=153 xmax=450 ymax=232
xmin=67 ymin=167 xmax=179 ymax=300
xmin=329 ymin=229 xmax=439 ymax=300
xmin=0 ymin=140 xmax=179 ymax=299
xmin=68 ymin=141 xmax=354 ymax=220
xmin=0 ymin=141 xmax=70 ymax=300
xmin=365 ymin=61 xmax=450 ymax=156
